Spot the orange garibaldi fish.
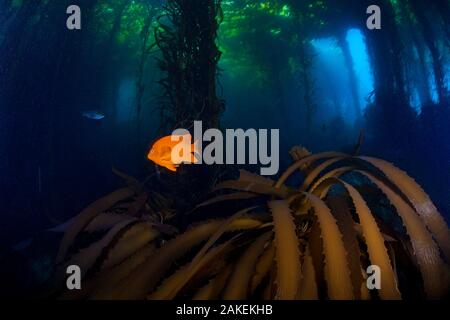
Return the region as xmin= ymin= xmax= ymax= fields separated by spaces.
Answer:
xmin=147 ymin=134 xmax=199 ymax=172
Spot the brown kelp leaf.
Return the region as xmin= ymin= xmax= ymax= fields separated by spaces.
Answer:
xmin=250 ymin=241 xmax=275 ymax=293
xmin=268 ymin=200 xmax=302 ymax=300
xmin=53 ymin=219 xmax=138 ymax=291
xmin=223 ymin=232 xmax=273 ymax=300
xmin=193 ymin=265 xmax=234 ymax=300
xmin=126 ymin=193 xmax=148 ymax=217
xmin=309 ymin=166 xmax=354 ymax=196
xmin=301 ymin=157 xmax=344 ymax=191
xmin=338 ymin=180 xmax=401 ymax=299
xmin=304 ymin=193 xmax=354 ymax=299
xmin=61 ymin=245 xmax=155 ymax=300
xmin=150 ymin=223 xmax=179 ymax=236
xmin=149 ymin=238 xmax=236 ymax=300
xmin=326 ymin=196 xmax=365 ymax=299
xmin=290 ymin=146 xmax=311 ymax=161
xmin=314 ymin=178 xmax=401 ymax=299
xmin=275 ymin=152 xmax=347 ymax=188
xmin=297 ymin=245 xmax=318 ymax=300
xmin=84 ymin=213 xmax=135 ymax=233
xmin=359 ymin=267 xmax=371 ymax=300
xmin=359 ymin=157 xmax=450 ymax=262
xmin=307 ymin=219 xmax=326 ymax=298
xmin=93 ymin=221 xmax=224 ymax=300
xmin=214 ymin=180 xmax=290 ymax=198
xmin=86 ymin=244 xmax=156 ymax=300
xmin=100 ymin=222 xmax=160 ymax=270
xmin=56 ymin=187 xmax=136 ymax=263
xmin=188 ymin=207 xmax=258 ymax=271
xmin=354 ymin=224 xmax=397 ymax=243
xmin=262 ymin=266 xmax=277 ymax=299
xmin=238 ymin=169 xmax=275 ymax=185
xmin=357 ymin=170 xmax=449 ymax=298
xmin=195 ymin=192 xmax=257 ymax=209
xmin=97 ymin=218 xmax=262 ymax=300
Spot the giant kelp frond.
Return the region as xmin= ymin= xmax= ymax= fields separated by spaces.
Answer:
xmin=305 ymin=193 xmax=354 ymax=299
xmin=55 ymin=187 xmax=137 ymax=264
xmin=222 ymin=232 xmax=272 ymax=300
xmin=51 ymin=147 xmax=450 ymax=300
xmin=356 ymin=170 xmax=448 ymax=298
xmin=269 ymin=200 xmax=301 ymax=300
xmin=359 ymin=156 xmax=450 ymax=262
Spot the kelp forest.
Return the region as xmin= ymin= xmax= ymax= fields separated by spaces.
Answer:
xmin=0 ymin=0 xmax=449 ymax=300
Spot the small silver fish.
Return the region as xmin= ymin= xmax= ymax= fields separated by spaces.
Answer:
xmin=82 ymin=110 xmax=106 ymax=121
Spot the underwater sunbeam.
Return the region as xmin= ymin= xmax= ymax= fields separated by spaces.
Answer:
xmin=346 ymin=28 xmax=374 ymax=111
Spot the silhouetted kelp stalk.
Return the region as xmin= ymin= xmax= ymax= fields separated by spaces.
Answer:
xmin=49 ymin=147 xmax=450 ymax=300
xmin=155 ymin=0 xmax=224 ymax=132
xmin=152 ymin=0 xmax=225 ymax=211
